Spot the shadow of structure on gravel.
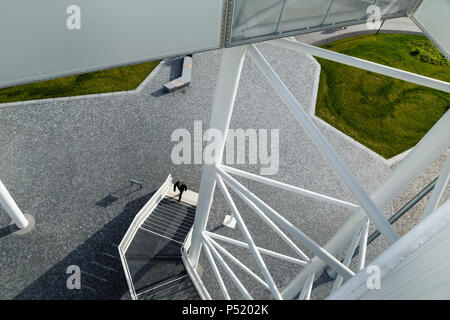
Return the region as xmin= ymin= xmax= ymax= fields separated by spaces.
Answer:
xmin=15 ymin=190 xmax=157 ymax=300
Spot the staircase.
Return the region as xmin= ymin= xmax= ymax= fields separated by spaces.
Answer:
xmin=137 ymin=273 xmax=200 ymax=300
xmin=118 ymin=175 xmax=201 ymax=300
xmin=141 ymin=197 xmax=196 ymax=244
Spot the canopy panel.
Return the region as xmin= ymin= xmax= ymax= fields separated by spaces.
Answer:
xmin=0 ymin=0 xmax=224 ymax=88
xmin=227 ymin=0 xmax=416 ymax=45
xmin=2 ymin=0 xmax=449 ymax=89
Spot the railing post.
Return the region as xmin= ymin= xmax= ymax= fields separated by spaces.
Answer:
xmin=188 ymin=45 xmax=248 ymax=268
xmin=0 ymin=179 xmax=29 ymax=229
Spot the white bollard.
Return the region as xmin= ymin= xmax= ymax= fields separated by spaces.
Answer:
xmin=0 ymin=180 xmax=29 ymax=229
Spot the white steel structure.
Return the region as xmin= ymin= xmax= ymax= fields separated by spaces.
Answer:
xmin=0 ymin=180 xmax=29 ymax=229
xmin=0 ymin=0 xmax=449 ymax=299
xmin=182 ymin=38 xmax=450 ymax=299
xmin=328 ymin=198 xmax=450 ymax=300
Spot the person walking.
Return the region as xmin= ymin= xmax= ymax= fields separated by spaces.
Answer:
xmin=173 ymin=181 xmax=188 ymax=202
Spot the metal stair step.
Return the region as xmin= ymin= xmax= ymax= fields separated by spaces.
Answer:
xmin=161 ymin=198 xmax=197 ymax=211
xmin=138 ymin=275 xmax=199 ymax=300
xmin=154 ymin=204 xmax=196 ymax=219
xmin=140 ymin=224 xmax=188 ymax=243
xmin=152 ymin=207 xmax=195 ymax=224
xmin=145 ymin=214 xmax=193 ymax=231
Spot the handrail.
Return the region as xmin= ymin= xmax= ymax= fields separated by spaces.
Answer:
xmin=118 ymin=174 xmax=172 ymax=300
xmin=181 ymin=228 xmax=212 ymax=300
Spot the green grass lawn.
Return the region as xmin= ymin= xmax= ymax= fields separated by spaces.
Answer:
xmin=315 ymin=34 xmax=450 ymax=159
xmin=0 ymin=60 xmax=160 ymax=104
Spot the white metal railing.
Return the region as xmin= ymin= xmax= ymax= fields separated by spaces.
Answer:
xmin=181 ymin=228 xmax=213 ymax=300
xmin=118 ymin=174 xmax=172 ymax=300
xmin=423 ymin=151 xmax=450 ymax=218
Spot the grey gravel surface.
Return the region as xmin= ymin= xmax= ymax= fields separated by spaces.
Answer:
xmin=391 ymin=150 xmax=450 ymax=237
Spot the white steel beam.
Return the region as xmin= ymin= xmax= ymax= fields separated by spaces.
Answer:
xmin=247 ymin=44 xmax=399 ymax=244
xmin=216 ymin=175 xmax=283 ymax=299
xmin=357 ymin=218 xmax=370 ymax=271
xmin=328 ymin=199 xmax=450 ymax=300
xmin=0 ymin=179 xmax=29 ymax=229
xmin=270 ymin=38 xmax=450 ymax=93
xmin=217 ymin=167 xmax=355 ymax=280
xmin=220 ymin=164 xmax=360 ymax=212
xmin=374 ymin=110 xmax=450 ymax=210
xmin=330 ymin=225 xmax=363 ymax=294
xmin=208 ymin=237 xmax=270 ymax=290
xmin=205 ymin=231 xmax=307 ymax=266
xmin=283 ymin=110 xmax=450 ymax=299
xmin=202 ymin=234 xmax=253 ymax=299
xmin=298 ymin=272 xmax=315 ymax=300
xmin=189 ymin=45 xmax=248 ymax=268
xmin=423 ymin=151 xmax=450 ymax=218
xmin=218 ymin=169 xmax=310 ymax=261
xmin=202 ymin=238 xmax=231 ymax=300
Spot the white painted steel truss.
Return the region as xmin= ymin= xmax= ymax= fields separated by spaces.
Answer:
xmin=182 ymin=39 xmax=450 ymax=300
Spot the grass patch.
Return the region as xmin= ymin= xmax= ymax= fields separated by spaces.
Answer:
xmin=315 ymin=34 xmax=449 ymax=159
xmin=0 ymin=60 xmax=160 ymax=104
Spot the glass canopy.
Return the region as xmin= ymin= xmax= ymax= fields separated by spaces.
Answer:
xmin=228 ymin=0 xmax=416 ymax=45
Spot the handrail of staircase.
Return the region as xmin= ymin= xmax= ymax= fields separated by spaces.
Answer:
xmin=118 ymin=174 xmax=173 ymax=300
xmin=181 ymin=228 xmax=212 ymax=300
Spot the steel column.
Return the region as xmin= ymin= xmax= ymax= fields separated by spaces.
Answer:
xmin=188 ymin=45 xmax=248 ymax=268
xmin=0 ymin=180 xmax=28 ymax=229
